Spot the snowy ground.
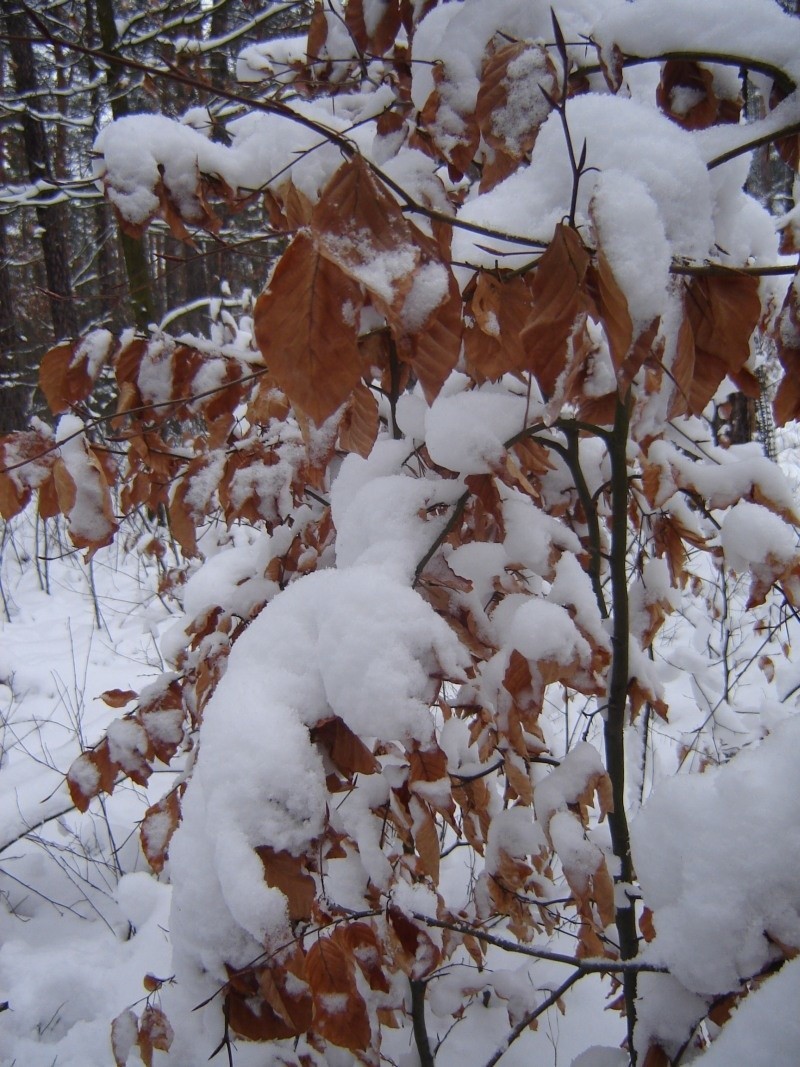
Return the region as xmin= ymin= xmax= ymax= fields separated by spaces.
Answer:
xmin=1 ymin=497 xmax=799 ymax=1066
xmin=0 ymin=511 xmax=628 ymax=1066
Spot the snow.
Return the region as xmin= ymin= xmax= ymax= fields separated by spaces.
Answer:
xmin=632 ymin=715 xmax=800 ymax=995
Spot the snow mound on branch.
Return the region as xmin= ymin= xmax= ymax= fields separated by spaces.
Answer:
xmin=632 ymin=715 xmax=800 ymax=995
xmin=169 ymin=565 xmax=467 ymax=982
xmin=456 ymin=93 xmax=715 ymax=268
xmin=694 ymin=956 xmax=800 ymax=1066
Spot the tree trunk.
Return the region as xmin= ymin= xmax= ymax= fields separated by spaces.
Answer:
xmin=4 ymin=4 xmax=77 ymax=341
xmin=94 ymin=0 xmax=155 ymax=331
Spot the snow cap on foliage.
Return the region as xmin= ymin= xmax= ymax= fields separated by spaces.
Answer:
xmin=632 ymin=715 xmax=800 ymax=994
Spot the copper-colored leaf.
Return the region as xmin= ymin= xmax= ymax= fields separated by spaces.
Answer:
xmin=141 ymin=788 xmax=182 ymax=874
xmin=657 ymin=60 xmax=720 ymax=130
xmin=137 ymin=1006 xmax=174 ymax=1067
xmin=464 ymin=271 xmax=532 ymax=380
xmin=336 ymin=922 xmax=391 ymax=993
xmin=345 ymin=0 xmax=401 ymax=55
xmin=257 ymin=846 xmax=316 ymax=922
xmin=685 ymin=273 xmax=761 ymax=414
xmin=311 ymin=715 xmax=380 ymax=777
xmin=254 ymin=231 xmax=364 ymax=424
xmin=410 ymin=796 xmax=441 ymax=882
xmin=311 ymin=155 xmax=419 ymax=314
xmin=476 ymin=42 xmax=558 ymax=164
xmin=306 ymin=937 xmax=371 ymax=1051
xmin=771 ymin=273 xmax=800 ymax=426
xmin=520 ymin=225 xmax=593 ymax=396
xmin=67 ymin=742 xmax=118 ymax=812
xmin=338 ymin=384 xmax=379 ymax=457
xmin=39 ymin=343 xmax=80 ymax=415
xmin=391 ymin=253 xmax=462 ymax=403
xmin=100 ymin=688 xmax=138 ymax=709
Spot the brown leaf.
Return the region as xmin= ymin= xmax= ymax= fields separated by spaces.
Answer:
xmin=476 ymin=42 xmax=558 ymax=173
xmin=310 ymin=716 xmax=380 ymax=777
xmin=258 ymin=963 xmax=313 ymax=1035
xmin=141 ymin=788 xmax=182 ymax=874
xmin=771 ymin=273 xmax=800 ymax=426
xmin=685 ymin=274 xmax=761 ymax=414
xmin=335 ymin=922 xmax=391 ymax=993
xmin=257 ymin=846 xmax=316 ymax=922
xmin=39 ymin=343 xmax=81 ymax=415
xmin=67 ymin=742 xmax=118 ymax=812
xmin=306 ymin=937 xmax=371 ymax=1051
xmin=338 ymin=384 xmax=379 ymax=457
xmin=254 ymin=231 xmax=364 ymax=424
xmin=464 ymin=271 xmax=531 ymax=380
xmin=137 ymin=1005 xmax=174 ymax=1067
xmin=311 ymin=155 xmax=419 ymax=314
xmin=410 ymin=796 xmax=441 ymax=882
xmin=100 ymin=688 xmax=138 ymax=709
xmin=520 ymin=225 xmax=593 ymax=396
xmin=345 ymin=0 xmax=401 ymax=55
xmin=657 ymin=61 xmax=720 ymax=130
xmin=225 ymin=986 xmax=295 ymax=1041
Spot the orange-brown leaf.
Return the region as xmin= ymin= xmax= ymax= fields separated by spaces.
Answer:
xmin=338 ymin=383 xmax=379 ymax=457
xmin=101 ymin=688 xmax=138 ymax=709
xmin=311 ymin=155 xmax=419 ymax=314
xmin=464 ymin=271 xmax=531 ymax=380
xmin=257 ymin=846 xmax=316 ymax=922
xmin=137 ymin=1006 xmax=174 ymax=1067
xmin=520 ymin=225 xmax=593 ymax=396
xmin=685 ymin=274 xmax=761 ymax=414
xmin=306 ymin=937 xmax=371 ymax=1051
xmin=254 ymin=231 xmax=364 ymax=424
xmin=141 ymin=788 xmax=182 ymax=874
xmin=311 ymin=716 xmax=380 ymax=777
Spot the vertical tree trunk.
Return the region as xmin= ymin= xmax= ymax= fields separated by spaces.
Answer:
xmin=5 ymin=5 xmax=77 ymax=341
xmin=94 ymin=0 xmax=155 ymax=331
xmin=0 ymin=212 xmax=28 ymax=432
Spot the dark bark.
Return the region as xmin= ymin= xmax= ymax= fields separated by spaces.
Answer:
xmin=605 ymin=395 xmax=639 ymax=1064
xmin=94 ymin=0 xmax=155 ymax=330
xmin=4 ymin=4 xmax=77 ymax=341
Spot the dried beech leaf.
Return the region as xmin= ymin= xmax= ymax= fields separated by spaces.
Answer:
xmin=520 ymin=224 xmax=593 ymax=396
xmin=101 ymin=688 xmax=138 ymax=708
xmin=257 ymin=846 xmax=316 ymax=922
xmin=410 ymin=796 xmax=441 ymax=882
xmin=464 ymin=271 xmax=531 ymax=380
xmin=685 ymin=274 xmax=761 ymax=414
xmin=67 ymin=742 xmax=118 ymax=812
xmin=657 ymin=60 xmax=724 ymax=130
xmin=335 ymin=922 xmax=391 ymax=993
xmin=141 ymin=788 xmax=182 ymax=874
xmin=338 ymin=384 xmax=379 ymax=457
xmin=312 ymin=155 xmax=419 ymax=314
xmin=254 ymin=231 xmax=364 ymax=424
xmin=138 ymin=1005 xmax=174 ymax=1066
xmin=477 ymin=42 xmax=558 ymax=162
xmin=306 ymin=937 xmax=371 ymax=1051
xmin=311 ymin=715 xmax=380 ymax=777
